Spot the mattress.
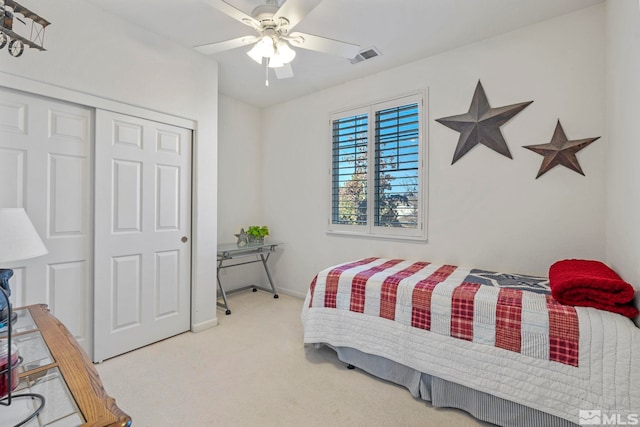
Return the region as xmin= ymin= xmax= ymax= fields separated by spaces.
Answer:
xmin=301 ymin=258 xmax=640 ymax=425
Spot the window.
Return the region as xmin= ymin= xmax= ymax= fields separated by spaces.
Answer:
xmin=330 ymin=93 xmax=426 ymax=240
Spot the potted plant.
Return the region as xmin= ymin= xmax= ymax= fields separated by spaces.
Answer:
xmin=246 ymin=226 xmax=269 ymax=244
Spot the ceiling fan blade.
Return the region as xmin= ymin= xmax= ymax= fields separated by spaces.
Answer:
xmin=201 ymin=0 xmax=261 ymax=30
xmin=274 ymin=63 xmax=294 ymax=79
xmin=288 ymin=32 xmax=360 ymax=59
xmin=274 ymin=0 xmax=322 ymax=30
xmin=194 ymin=36 xmax=259 ymax=55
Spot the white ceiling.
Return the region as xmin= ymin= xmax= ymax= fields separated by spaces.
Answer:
xmin=86 ymin=0 xmax=603 ymax=108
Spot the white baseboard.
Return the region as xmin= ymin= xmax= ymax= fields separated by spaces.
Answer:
xmin=277 ymin=288 xmax=307 ymax=300
xmin=191 ymin=317 xmax=219 ymax=333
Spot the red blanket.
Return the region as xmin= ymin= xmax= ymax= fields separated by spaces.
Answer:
xmin=549 ymin=259 xmax=638 ymax=318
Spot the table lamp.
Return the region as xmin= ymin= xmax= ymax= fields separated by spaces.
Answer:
xmin=0 ymin=208 xmax=48 ymax=325
xmin=0 ymin=208 xmax=48 ymax=423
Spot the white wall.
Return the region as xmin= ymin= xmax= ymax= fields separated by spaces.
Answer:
xmin=218 ymin=95 xmax=263 ymax=237
xmin=605 ymin=1 xmax=640 ymax=292
xmin=0 ymin=0 xmax=219 ymax=329
xmin=259 ymin=5 xmax=607 ymax=297
xmin=217 ymin=95 xmax=266 ymax=289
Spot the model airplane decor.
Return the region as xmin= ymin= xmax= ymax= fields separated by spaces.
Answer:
xmin=0 ymin=0 xmax=50 ymax=57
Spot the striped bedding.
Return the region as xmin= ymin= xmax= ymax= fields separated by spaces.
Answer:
xmin=302 ymin=258 xmax=640 ymax=425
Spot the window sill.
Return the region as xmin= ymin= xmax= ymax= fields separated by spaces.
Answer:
xmin=326 ymin=230 xmax=427 ymax=244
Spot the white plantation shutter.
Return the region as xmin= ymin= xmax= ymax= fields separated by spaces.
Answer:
xmin=330 ymin=92 xmax=426 ymax=240
xmin=331 ymin=112 xmax=368 ymax=227
xmin=375 ymin=102 xmax=420 ymax=229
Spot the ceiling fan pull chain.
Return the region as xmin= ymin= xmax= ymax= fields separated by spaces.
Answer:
xmin=265 ymin=57 xmax=270 ymax=86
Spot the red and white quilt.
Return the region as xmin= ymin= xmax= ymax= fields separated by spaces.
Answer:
xmin=308 ymin=257 xmax=578 ymax=365
xmin=302 ymin=258 xmax=640 ymax=424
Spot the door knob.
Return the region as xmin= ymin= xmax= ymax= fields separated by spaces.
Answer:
xmin=181 ymin=236 xmax=188 ymax=243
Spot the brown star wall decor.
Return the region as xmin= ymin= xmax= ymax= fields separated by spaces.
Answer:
xmin=523 ymin=120 xmax=600 ymax=179
xmin=435 ymin=80 xmax=533 ymax=164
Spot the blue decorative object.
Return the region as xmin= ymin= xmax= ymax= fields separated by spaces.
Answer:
xmin=0 ymin=268 xmax=13 ymax=326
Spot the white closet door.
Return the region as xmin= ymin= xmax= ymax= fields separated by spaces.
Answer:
xmin=0 ymin=87 xmax=92 ymax=353
xmin=93 ymin=110 xmax=192 ymax=362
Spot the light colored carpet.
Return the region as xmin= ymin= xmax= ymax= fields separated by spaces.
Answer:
xmin=96 ymin=291 xmax=492 ymax=426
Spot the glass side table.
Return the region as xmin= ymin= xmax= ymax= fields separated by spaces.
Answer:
xmin=0 ymin=305 xmax=131 ymax=427
xmin=216 ymin=241 xmax=281 ymax=315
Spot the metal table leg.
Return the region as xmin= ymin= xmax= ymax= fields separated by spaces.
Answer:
xmin=216 ymin=259 xmax=231 ymax=315
xmin=260 ymin=252 xmax=279 ymax=299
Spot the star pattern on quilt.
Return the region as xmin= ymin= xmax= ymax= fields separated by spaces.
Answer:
xmin=523 ymin=120 xmax=600 ymax=179
xmin=464 ymin=269 xmax=551 ymax=294
xmin=435 ymin=80 xmax=533 ymax=164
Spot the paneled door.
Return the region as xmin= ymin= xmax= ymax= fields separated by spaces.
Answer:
xmin=93 ymin=110 xmax=192 ymax=362
xmin=0 ymin=87 xmax=93 ymax=353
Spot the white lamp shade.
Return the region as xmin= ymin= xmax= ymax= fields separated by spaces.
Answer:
xmin=247 ymin=44 xmax=264 ymax=64
xmin=247 ymin=36 xmax=275 ymax=64
xmin=268 ymin=41 xmax=296 ymax=68
xmin=278 ymin=41 xmax=296 ymax=63
xmin=268 ymin=55 xmax=284 ymax=68
xmin=0 ymin=208 xmax=48 ymax=264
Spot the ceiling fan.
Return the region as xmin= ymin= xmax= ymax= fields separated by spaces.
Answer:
xmin=195 ymin=0 xmax=360 ymax=84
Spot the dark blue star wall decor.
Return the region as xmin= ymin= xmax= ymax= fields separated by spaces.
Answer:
xmin=436 ymin=80 xmax=533 ymax=164
xmin=436 ymin=80 xmax=600 ymax=178
xmin=523 ymin=120 xmax=600 ymax=179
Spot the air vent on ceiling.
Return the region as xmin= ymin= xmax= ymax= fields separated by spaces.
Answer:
xmin=350 ymin=47 xmax=382 ymax=64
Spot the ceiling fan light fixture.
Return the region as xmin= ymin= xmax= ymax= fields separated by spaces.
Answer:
xmin=278 ymin=40 xmax=296 ymax=63
xmin=247 ymin=35 xmax=275 ymax=63
xmin=247 ymin=44 xmax=264 ymax=64
xmin=268 ymin=40 xmax=296 ymax=68
xmin=268 ymin=55 xmax=284 ymax=68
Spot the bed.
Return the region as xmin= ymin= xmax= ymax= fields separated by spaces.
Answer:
xmin=301 ymin=258 xmax=640 ymax=427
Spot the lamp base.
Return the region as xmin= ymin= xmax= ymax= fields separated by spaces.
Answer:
xmin=0 ymin=311 xmax=18 ymax=330
xmin=0 ymin=269 xmax=14 ymax=329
